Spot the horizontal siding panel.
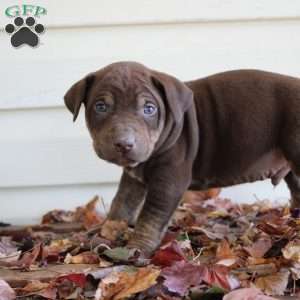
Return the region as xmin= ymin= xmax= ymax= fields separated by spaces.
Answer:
xmin=0 ymin=183 xmax=118 ymax=224
xmin=1 ymin=0 xmax=300 ymax=29
xmin=0 ymin=108 xmax=122 ymax=188
xmin=1 ymin=20 xmax=300 ymax=110
xmin=0 ymin=181 xmax=289 ymax=225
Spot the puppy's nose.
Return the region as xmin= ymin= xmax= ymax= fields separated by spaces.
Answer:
xmin=114 ymin=140 xmax=134 ymax=154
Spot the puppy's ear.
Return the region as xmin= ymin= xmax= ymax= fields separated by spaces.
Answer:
xmin=64 ymin=74 xmax=95 ymax=122
xmin=151 ymin=71 xmax=193 ymax=123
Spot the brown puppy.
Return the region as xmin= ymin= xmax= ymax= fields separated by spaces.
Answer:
xmin=65 ymin=62 xmax=300 ymax=254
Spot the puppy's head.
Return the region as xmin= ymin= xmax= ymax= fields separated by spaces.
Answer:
xmin=64 ymin=62 xmax=193 ymax=168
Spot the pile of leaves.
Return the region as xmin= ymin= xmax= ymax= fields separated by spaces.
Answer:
xmin=1 ymin=192 xmax=300 ymax=299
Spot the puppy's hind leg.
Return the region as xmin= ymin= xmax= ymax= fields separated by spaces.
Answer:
xmin=285 ymin=171 xmax=300 ymax=209
xmin=281 ymin=115 xmax=300 ymax=208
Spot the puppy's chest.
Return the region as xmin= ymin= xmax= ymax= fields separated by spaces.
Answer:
xmin=125 ymin=168 xmax=144 ymax=183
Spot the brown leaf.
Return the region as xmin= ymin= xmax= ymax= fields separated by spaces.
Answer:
xmin=41 ymin=209 xmax=75 ymax=224
xmin=254 ymin=270 xmax=290 ymax=296
xmin=64 ymin=251 xmax=99 ymax=264
xmin=2 ymin=243 xmax=43 ymax=270
xmin=95 ymin=266 xmax=160 ymax=300
xmin=15 ymin=280 xmax=57 ymax=299
xmin=183 ymin=188 xmax=221 ymax=204
xmin=216 ymin=239 xmax=235 ymax=259
xmin=42 ymin=196 xmax=104 ymax=229
xmin=215 ymin=239 xmax=238 ymax=267
xmin=74 ymin=195 xmax=104 ymax=229
xmin=17 ymin=242 xmax=42 ymax=269
xmin=244 ymin=236 xmax=272 ymax=258
xmin=282 ymin=240 xmax=300 ymax=263
xmin=42 ymin=238 xmax=73 ymax=262
xmin=223 ymin=288 xmax=278 ymax=300
xmin=0 ymin=280 xmax=15 ymax=300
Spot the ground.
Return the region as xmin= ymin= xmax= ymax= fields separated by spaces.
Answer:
xmin=0 ymin=194 xmax=300 ymax=300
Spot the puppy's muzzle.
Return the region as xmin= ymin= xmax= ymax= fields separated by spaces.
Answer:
xmin=112 ymin=128 xmax=136 ymax=155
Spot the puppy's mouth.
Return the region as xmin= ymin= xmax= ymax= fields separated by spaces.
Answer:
xmin=95 ymin=149 xmax=138 ymax=167
xmin=114 ymin=156 xmax=139 ymax=168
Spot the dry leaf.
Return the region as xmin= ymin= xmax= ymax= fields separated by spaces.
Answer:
xmin=162 ymin=261 xmax=203 ymax=296
xmin=223 ymin=287 xmax=278 ymax=300
xmin=15 ymin=280 xmax=57 ymax=299
xmin=254 ymin=270 xmax=290 ymax=295
xmin=183 ymin=188 xmax=221 ymax=204
xmin=41 ymin=209 xmax=74 ymax=224
xmin=64 ymin=251 xmax=99 ymax=264
xmin=151 ymin=240 xmax=186 ymax=267
xmin=75 ymin=196 xmax=104 ymax=228
xmin=244 ymin=236 xmax=272 ymax=258
xmin=0 ymin=237 xmax=20 ymax=263
xmin=282 ymin=240 xmax=300 ymax=262
xmin=95 ymin=266 xmax=160 ymax=300
xmin=0 ymin=280 xmax=15 ymax=300
xmin=14 ymin=242 xmax=42 ymax=269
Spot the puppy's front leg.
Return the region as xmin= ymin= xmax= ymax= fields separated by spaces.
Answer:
xmin=108 ymin=171 xmax=146 ymax=225
xmin=128 ymin=165 xmax=190 ymax=254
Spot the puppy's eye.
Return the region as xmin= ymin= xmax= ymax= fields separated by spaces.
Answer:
xmin=95 ymin=101 xmax=107 ymax=113
xmin=143 ymin=102 xmax=157 ymax=115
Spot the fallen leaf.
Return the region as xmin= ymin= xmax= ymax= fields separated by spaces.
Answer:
xmin=88 ymin=265 xmax=128 ymax=280
xmin=95 ymin=266 xmax=160 ymax=300
xmin=113 ymin=267 xmax=160 ymax=300
xmin=15 ymin=280 xmax=57 ymax=299
xmin=0 ymin=237 xmax=20 ymax=263
xmin=161 ymin=261 xmax=203 ymax=296
xmin=64 ymin=251 xmax=99 ymax=264
xmin=55 ymin=273 xmax=86 ymax=288
xmin=0 ymin=280 xmax=15 ymax=300
xmin=223 ymin=287 xmax=278 ymax=300
xmin=282 ymin=240 xmax=300 ymax=262
xmin=151 ymin=240 xmax=186 ymax=267
xmin=42 ymin=209 xmax=75 ymax=224
xmin=42 ymin=238 xmax=73 ymax=262
xmin=102 ymin=247 xmax=138 ymax=263
xmin=183 ymin=188 xmax=221 ymax=204
xmin=75 ymin=196 xmax=104 ymax=229
xmin=6 ymin=242 xmax=42 ymax=269
xmin=200 ymin=264 xmax=240 ymax=290
xmin=254 ymin=270 xmax=290 ymax=296
xmin=216 ymin=239 xmax=237 ymax=265
xmin=244 ymin=236 xmax=272 ymax=258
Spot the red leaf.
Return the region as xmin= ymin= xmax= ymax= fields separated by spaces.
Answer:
xmin=161 ymin=261 xmax=203 ymax=296
xmin=200 ymin=264 xmax=237 ymax=290
xmin=161 ymin=261 xmax=239 ymax=296
xmin=151 ymin=240 xmax=186 ymax=267
xmin=56 ymin=273 xmax=86 ymax=288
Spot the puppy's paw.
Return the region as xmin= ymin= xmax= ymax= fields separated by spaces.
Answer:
xmin=127 ymin=238 xmax=159 ymax=258
xmin=100 ymin=219 xmax=129 ymax=241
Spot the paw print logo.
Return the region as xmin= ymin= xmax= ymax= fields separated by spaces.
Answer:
xmin=5 ymin=16 xmax=45 ymax=48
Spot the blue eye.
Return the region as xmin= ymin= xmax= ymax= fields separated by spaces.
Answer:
xmin=95 ymin=101 xmax=107 ymax=113
xmin=144 ymin=102 xmax=157 ymax=115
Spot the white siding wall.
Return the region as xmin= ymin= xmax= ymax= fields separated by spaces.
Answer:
xmin=1 ymin=0 xmax=300 ymax=224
